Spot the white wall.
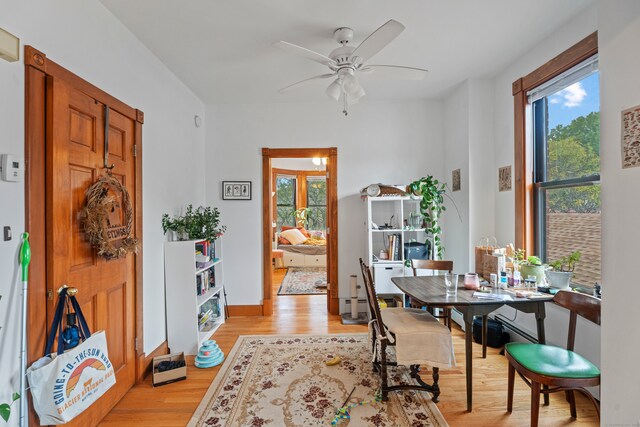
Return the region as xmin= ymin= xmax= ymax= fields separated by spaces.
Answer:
xmin=0 ymin=1 xmax=205 ymax=420
xmin=442 ymin=78 xmax=496 ymax=273
xmin=598 ymin=1 xmax=640 ymax=423
xmin=468 ymin=79 xmax=496 ymax=265
xmin=206 ymin=100 xmax=444 ymax=306
xmin=442 ymin=82 xmax=470 ymax=272
xmin=272 ymin=158 xmax=326 ymax=171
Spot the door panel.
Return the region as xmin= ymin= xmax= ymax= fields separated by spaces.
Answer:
xmin=46 ymin=77 xmax=137 ymax=426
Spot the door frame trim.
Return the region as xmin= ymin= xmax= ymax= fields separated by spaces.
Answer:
xmin=24 ymin=46 xmax=145 ymax=406
xmin=261 ymin=147 xmax=339 ymax=315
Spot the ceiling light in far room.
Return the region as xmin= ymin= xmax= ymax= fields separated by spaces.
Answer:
xmin=312 ymin=158 xmax=327 ymax=166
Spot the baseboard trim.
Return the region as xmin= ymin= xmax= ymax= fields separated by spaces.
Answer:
xmin=228 ymin=304 xmax=263 ymax=316
xmin=136 ymin=340 xmax=169 ymax=384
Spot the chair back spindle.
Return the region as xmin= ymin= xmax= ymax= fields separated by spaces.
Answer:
xmin=552 ymin=290 xmax=601 ymax=352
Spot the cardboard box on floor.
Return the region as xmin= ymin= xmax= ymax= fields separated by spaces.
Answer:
xmin=152 ymin=352 xmax=187 ymax=387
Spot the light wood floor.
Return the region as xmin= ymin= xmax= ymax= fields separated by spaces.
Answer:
xmin=100 ymin=268 xmax=599 ymax=426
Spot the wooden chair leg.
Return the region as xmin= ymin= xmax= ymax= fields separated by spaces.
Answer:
xmin=380 ymin=340 xmax=389 ymax=401
xmin=431 ymin=367 xmax=440 ymax=403
xmin=531 ymin=381 xmax=541 ymax=427
xmin=507 ymin=362 xmax=515 ymax=412
xmin=446 ymin=308 xmax=452 ymax=331
xmin=567 ymin=390 xmax=577 ymax=418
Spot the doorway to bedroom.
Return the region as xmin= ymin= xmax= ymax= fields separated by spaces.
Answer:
xmin=261 ymin=148 xmax=339 ymax=316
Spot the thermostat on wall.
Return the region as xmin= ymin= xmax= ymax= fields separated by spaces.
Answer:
xmin=1 ymin=154 xmax=24 ymax=182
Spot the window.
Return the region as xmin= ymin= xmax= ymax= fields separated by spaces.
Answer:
xmin=306 ymin=177 xmax=327 ymax=231
xmin=276 ymin=175 xmax=296 ymax=229
xmin=531 ymin=60 xmax=600 ymax=287
xmin=513 ymin=32 xmax=599 ymax=288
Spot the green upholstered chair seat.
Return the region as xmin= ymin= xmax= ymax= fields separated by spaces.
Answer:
xmin=506 ymin=342 xmax=600 ymax=379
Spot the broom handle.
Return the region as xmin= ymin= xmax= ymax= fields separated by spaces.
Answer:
xmin=19 ymin=233 xmax=31 ymax=427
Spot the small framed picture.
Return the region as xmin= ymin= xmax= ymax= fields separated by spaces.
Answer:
xmin=222 ymin=181 xmax=252 ymax=200
xmin=499 ymin=166 xmax=512 ymax=192
xmin=452 ymin=169 xmax=461 ymax=192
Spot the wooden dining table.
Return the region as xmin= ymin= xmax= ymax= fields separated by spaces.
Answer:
xmin=390 ymin=275 xmax=553 ymax=412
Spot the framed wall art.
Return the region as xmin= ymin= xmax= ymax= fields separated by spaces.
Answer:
xmin=222 ymin=181 xmax=252 ymax=200
xmin=498 ymin=166 xmax=512 ymax=192
xmin=452 ymin=168 xmax=461 ymax=192
xmin=622 ymin=104 xmax=640 ymax=168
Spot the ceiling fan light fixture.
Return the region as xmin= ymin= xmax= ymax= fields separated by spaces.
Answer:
xmin=352 ymin=84 xmax=366 ymax=100
xmin=341 ymin=71 xmax=360 ymax=96
xmin=326 ymin=78 xmax=343 ymax=101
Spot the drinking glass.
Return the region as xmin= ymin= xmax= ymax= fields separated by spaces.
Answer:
xmin=444 ymin=273 xmax=458 ymax=297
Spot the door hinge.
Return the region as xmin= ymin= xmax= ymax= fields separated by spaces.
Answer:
xmin=47 ymin=289 xmax=53 ymax=300
xmin=135 ymin=337 xmax=139 ymax=351
xmin=133 ymin=144 xmax=137 ymax=157
xmin=326 ymin=227 xmax=330 ymax=234
xmin=326 ymin=172 xmax=330 ymax=179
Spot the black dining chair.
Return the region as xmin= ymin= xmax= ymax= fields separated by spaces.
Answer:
xmin=360 ymin=258 xmax=454 ymax=402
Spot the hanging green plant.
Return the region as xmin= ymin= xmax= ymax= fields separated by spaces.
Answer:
xmin=408 ymin=176 xmax=448 ymax=259
xmin=0 ymin=392 xmax=19 ymax=422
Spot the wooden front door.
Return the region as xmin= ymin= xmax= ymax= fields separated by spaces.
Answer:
xmin=45 ymin=77 xmax=137 ymax=425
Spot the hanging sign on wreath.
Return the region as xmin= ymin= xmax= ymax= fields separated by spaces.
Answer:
xmin=81 ymin=173 xmax=138 ymax=259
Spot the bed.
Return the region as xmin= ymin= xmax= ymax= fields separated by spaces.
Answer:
xmin=276 ymin=229 xmax=327 ymax=267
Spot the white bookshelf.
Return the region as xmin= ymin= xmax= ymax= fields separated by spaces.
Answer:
xmin=364 ymin=196 xmax=432 ymax=302
xmin=164 ymin=238 xmax=225 ymax=355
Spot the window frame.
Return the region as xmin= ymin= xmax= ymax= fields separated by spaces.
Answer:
xmin=275 ymin=174 xmax=297 ymax=228
xmin=512 ymin=32 xmax=598 ymax=255
xmin=305 ymin=176 xmax=327 ymax=231
xmin=271 ymin=167 xmax=326 ymax=231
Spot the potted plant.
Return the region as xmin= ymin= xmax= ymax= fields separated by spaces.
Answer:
xmin=162 ymin=204 xmax=226 ymax=242
xmin=408 ymin=176 xmax=447 ymax=259
xmin=293 ymin=207 xmax=310 ymax=228
xmin=546 ymin=251 xmax=581 ymax=289
xmin=513 ymin=249 xmax=546 ymax=284
xmin=161 ymin=214 xmax=187 ymax=241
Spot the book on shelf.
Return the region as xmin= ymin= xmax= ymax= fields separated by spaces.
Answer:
xmin=387 ymin=234 xmax=401 ymax=261
xmin=198 ymin=309 xmax=213 ymax=325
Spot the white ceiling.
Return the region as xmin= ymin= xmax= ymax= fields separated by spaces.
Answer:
xmin=99 ymin=0 xmax=593 ymax=105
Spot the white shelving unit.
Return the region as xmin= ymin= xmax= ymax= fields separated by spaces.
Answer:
xmin=164 ymin=238 xmax=225 ymax=355
xmin=364 ymin=195 xmax=432 ymax=304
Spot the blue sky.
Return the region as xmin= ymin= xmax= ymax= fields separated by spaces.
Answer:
xmin=547 ymin=72 xmax=600 ymax=129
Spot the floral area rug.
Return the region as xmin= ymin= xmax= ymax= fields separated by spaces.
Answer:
xmin=187 ymin=334 xmax=448 ymax=427
xmin=277 ymin=267 xmax=327 ymax=295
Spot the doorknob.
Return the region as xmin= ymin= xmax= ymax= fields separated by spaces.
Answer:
xmin=57 ymin=284 xmax=78 ymax=296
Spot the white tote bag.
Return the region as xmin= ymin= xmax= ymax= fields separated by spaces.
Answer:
xmin=26 ymin=288 xmax=116 ymax=424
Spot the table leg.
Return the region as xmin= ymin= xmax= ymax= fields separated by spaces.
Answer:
xmin=465 ymin=314 xmax=473 ymax=412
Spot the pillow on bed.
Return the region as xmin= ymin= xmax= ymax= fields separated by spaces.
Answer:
xmin=278 ymin=236 xmax=290 ymax=245
xmin=282 ymin=225 xmax=310 ymax=238
xmin=280 ymin=228 xmax=308 ymax=245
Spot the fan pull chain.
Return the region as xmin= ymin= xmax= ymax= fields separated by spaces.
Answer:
xmin=342 ymin=93 xmax=348 ymax=116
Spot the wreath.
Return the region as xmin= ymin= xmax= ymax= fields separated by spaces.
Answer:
xmin=81 ymin=174 xmax=138 ymax=259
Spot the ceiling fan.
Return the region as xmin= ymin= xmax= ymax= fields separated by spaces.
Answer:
xmin=274 ymin=19 xmax=427 ymax=115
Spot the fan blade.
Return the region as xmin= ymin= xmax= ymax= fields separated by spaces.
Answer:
xmin=278 ymin=73 xmax=335 ymax=93
xmin=350 ymin=19 xmax=405 ymax=64
xmin=273 ymin=41 xmax=336 ymax=67
xmin=360 ymin=65 xmax=428 ymax=80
